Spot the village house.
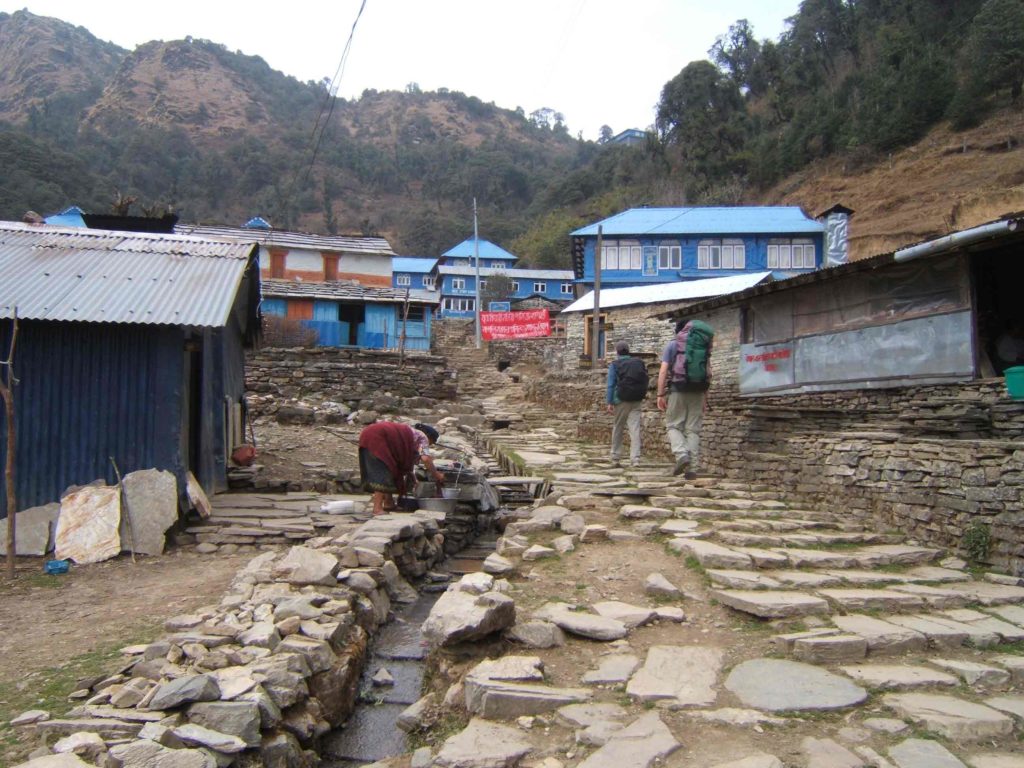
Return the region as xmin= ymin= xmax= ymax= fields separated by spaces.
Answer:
xmin=570 ymin=206 xmax=850 ymax=291
xmin=177 ymin=219 xmax=439 ymax=350
xmin=0 ymin=221 xmax=261 ymax=512
xmin=653 ymin=215 xmax=1024 ymax=572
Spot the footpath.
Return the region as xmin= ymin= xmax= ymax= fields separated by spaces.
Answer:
xmin=416 ymin=374 xmax=1024 ymax=768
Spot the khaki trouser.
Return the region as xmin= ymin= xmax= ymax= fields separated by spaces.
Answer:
xmin=611 ymin=400 xmax=643 ymax=462
xmin=665 ymin=389 xmax=705 ymax=466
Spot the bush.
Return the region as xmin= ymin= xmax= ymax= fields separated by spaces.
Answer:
xmin=261 ymin=315 xmax=317 ymax=347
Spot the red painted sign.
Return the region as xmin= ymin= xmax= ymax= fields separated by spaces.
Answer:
xmin=480 ymin=309 xmax=551 ymax=340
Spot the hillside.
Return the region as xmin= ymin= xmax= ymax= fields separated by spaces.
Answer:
xmin=766 ymin=110 xmax=1024 ymax=260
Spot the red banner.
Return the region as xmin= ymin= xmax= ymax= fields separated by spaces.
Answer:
xmin=480 ymin=309 xmax=551 ymax=340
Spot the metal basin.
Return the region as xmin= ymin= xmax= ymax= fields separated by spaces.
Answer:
xmin=416 ymin=498 xmax=457 ymax=513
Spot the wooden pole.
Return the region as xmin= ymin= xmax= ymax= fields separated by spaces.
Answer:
xmin=591 ymin=226 xmax=603 ymax=368
xmin=2 ymin=310 xmax=19 ymax=581
xmin=399 ymin=288 xmax=410 ymax=366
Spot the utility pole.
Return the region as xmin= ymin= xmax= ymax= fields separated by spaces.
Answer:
xmin=591 ymin=226 xmax=603 ymax=368
xmin=473 ymin=198 xmax=482 ymax=349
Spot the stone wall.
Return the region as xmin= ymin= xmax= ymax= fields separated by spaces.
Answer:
xmin=563 ymin=305 xmax=679 ymax=373
xmin=246 ymin=347 xmax=456 ymax=410
xmin=537 ymin=303 xmax=1024 ymax=572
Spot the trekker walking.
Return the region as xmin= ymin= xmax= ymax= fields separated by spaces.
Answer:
xmin=358 ymin=421 xmax=445 ymax=515
xmin=656 ymin=319 xmax=714 ymax=479
xmin=607 ymin=341 xmax=648 ymax=467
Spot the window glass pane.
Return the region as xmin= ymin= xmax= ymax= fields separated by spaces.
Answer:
xmin=722 ymin=245 xmax=733 ymax=269
xmin=735 ymin=245 xmax=745 ymax=269
xmin=631 ymin=246 xmax=642 ymax=270
xmin=710 ymin=245 xmax=721 ymax=269
xmin=534 ymin=282 xmax=545 ymax=292
xmin=671 ymin=246 xmax=681 ymax=269
xmin=779 ymin=245 xmax=791 ymax=269
xmin=698 ymin=245 xmax=709 ymax=269
xmin=512 ymin=281 xmax=519 ymax=291
xmin=767 ymin=245 xmax=778 ymax=268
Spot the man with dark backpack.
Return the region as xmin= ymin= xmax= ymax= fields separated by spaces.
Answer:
xmin=656 ymin=319 xmax=714 ymax=479
xmin=606 ymin=341 xmax=649 ymax=467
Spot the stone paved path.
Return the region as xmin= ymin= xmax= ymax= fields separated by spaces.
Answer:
xmin=438 ymin=377 xmax=1024 ymax=767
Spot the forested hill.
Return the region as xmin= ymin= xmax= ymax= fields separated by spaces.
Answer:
xmin=1 ymin=3 xmax=1022 ymax=263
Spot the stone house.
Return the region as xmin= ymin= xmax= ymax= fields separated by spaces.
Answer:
xmin=652 ymin=215 xmax=1024 ymax=572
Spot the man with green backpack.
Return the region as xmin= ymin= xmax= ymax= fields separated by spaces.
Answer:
xmin=656 ymin=319 xmax=714 ymax=479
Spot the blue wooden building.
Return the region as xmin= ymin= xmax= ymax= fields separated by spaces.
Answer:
xmin=261 ymin=280 xmax=438 ymax=351
xmin=442 ymin=239 xmax=518 ymax=269
xmin=437 ymin=265 xmax=575 ymax=318
xmin=392 ymin=257 xmax=440 ymax=291
xmin=0 ymin=221 xmax=261 ymax=512
xmin=571 ymin=207 xmax=828 ymax=290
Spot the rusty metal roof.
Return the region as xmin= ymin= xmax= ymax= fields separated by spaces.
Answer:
xmin=175 ymin=223 xmax=395 ymax=256
xmin=0 ymin=222 xmax=256 ymax=327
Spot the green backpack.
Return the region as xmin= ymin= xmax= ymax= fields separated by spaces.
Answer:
xmin=670 ymin=320 xmax=714 ymax=390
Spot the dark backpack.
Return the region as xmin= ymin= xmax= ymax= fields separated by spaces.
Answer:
xmin=614 ymin=357 xmax=649 ymax=402
xmin=670 ymin=320 xmax=714 ymax=390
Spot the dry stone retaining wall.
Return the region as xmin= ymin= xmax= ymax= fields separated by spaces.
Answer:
xmin=533 ymin=304 xmax=1024 ymax=572
xmin=246 ymin=347 xmax=456 ymax=410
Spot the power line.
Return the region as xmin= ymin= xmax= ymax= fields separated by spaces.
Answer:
xmin=284 ymin=0 xmax=368 ymax=217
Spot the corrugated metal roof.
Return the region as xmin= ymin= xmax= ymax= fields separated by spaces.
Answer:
xmin=562 ymin=272 xmax=773 ymax=314
xmin=392 ymin=257 xmax=439 ymax=273
xmin=175 ymin=223 xmax=395 ymax=255
xmin=0 ymin=222 xmax=254 ymax=327
xmin=442 ymin=238 xmax=518 ymax=261
xmin=439 ymin=265 xmax=574 ymax=280
xmin=571 ymin=207 xmax=825 ymax=237
xmin=261 ymin=278 xmax=438 ymax=304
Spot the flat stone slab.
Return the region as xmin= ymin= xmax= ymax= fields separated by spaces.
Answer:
xmin=930 ymin=659 xmax=1010 ymax=686
xmin=618 ymin=504 xmax=673 ymax=520
xmin=801 ymin=737 xmax=863 ymax=768
xmin=707 ymin=570 xmax=781 ymax=590
xmin=582 ymin=654 xmax=641 ymax=685
xmin=884 ymin=615 xmax=971 ymax=648
xmin=967 ymin=754 xmax=1024 ymax=768
xmin=773 ymin=570 xmax=842 ymax=588
xmin=592 ymin=602 xmax=655 ymax=628
xmin=781 ymin=549 xmax=858 ymax=569
xmin=902 ymin=614 xmax=1000 ymax=648
xmin=464 ymin=678 xmax=591 ymax=718
xmin=986 ymin=604 xmax=1024 ymax=625
xmin=831 ymin=614 xmax=927 ymax=653
xmin=711 ymin=590 xmax=829 ymax=619
xmin=725 ymin=658 xmax=868 ymax=712
xmin=947 ymin=582 xmax=1024 ymax=605
xmin=939 ymin=609 xmax=1024 ymax=642
xmin=731 ymin=547 xmax=789 ymax=568
xmin=709 ymin=755 xmax=784 ymax=768
xmin=533 ymin=603 xmax=628 ymax=641
xmin=984 ymin=696 xmax=1024 ymax=722
xmin=0 ymin=502 xmax=59 ymax=556
xmin=792 ymin=634 xmax=867 ymax=663
xmin=552 ymin=472 xmax=613 ymax=482
xmin=626 ymin=646 xmax=723 ymax=707
xmin=668 ymin=539 xmax=752 ymax=569
xmin=433 ymin=718 xmax=533 ymax=768
xmin=888 ymin=738 xmax=967 ymax=768
xmin=817 ymin=589 xmax=924 ymax=612
xmin=576 ymin=711 xmax=680 ymax=768
xmin=883 ymin=693 xmax=1014 ymax=741
xmin=840 ymin=664 xmax=958 ymax=690
xmin=891 ymin=584 xmax=969 ymax=608
xmin=658 ymin=520 xmax=700 ymax=534
xmin=555 ymin=702 xmax=629 ymax=728
xmin=862 ymin=544 xmax=941 ymax=564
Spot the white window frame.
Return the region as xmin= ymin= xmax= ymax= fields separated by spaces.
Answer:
xmin=511 ymin=280 xmax=520 ymax=292
xmin=658 ymin=244 xmax=681 ymax=271
xmin=452 ymin=278 xmax=466 ymax=290
xmin=698 ymin=239 xmax=745 ymax=269
xmin=443 ymin=297 xmax=475 ymax=312
xmin=490 ymin=261 xmax=503 ymax=268
xmin=533 ymin=281 xmax=546 ymax=293
xmin=479 ymin=279 xmax=487 ymax=290
xmin=422 ymin=276 xmax=435 ymax=289
xmin=768 ymin=239 xmax=815 ymax=269
xmin=561 ymin=282 xmax=573 ymax=294
xmin=396 ymin=273 xmax=411 ymax=287
xmin=722 ymin=238 xmax=746 ymax=269
xmin=600 ymin=240 xmax=641 ymax=271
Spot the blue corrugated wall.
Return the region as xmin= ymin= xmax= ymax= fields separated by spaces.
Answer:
xmin=0 ymin=320 xmax=185 ymax=515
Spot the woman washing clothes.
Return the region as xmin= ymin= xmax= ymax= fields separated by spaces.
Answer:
xmin=357 ymin=421 xmax=445 ymax=515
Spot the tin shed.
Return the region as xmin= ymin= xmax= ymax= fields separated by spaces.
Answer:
xmin=0 ymin=222 xmax=260 ymax=513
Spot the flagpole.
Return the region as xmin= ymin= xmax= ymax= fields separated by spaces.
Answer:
xmin=474 ymin=198 xmax=481 ymax=349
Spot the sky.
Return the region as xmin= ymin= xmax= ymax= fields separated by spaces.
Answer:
xmin=2 ymin=1 xmax=801 ymax=141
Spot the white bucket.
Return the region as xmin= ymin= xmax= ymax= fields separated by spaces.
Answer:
xmin=441 ymin=487 xmax=460 ymax=500
xmin=321 ymin=499 xmax=355 ymax=514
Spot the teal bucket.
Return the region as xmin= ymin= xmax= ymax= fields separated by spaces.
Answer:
xmin=1006 ymin=366 xmax=1024 ymax=399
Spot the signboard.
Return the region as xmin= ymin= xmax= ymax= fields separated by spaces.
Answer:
xmin=480 ymin=309 xmax=551 ymax=341
xmin=488 ymin=301 xmax=511 ymax=312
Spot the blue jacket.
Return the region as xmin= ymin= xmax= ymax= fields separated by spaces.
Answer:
xmin=606 ymin=355 xmax=629 ymax=405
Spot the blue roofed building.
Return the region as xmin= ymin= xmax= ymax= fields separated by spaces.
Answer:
xmin=571 ymin=206 xmax=843 ymax=290
xmin=392 ymin=257 xmax=440 ymax=292
xmin=442 ymin=238 xmax=519 ymax=270
xmin=437 ymin=265 xmax=575 ymax=318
